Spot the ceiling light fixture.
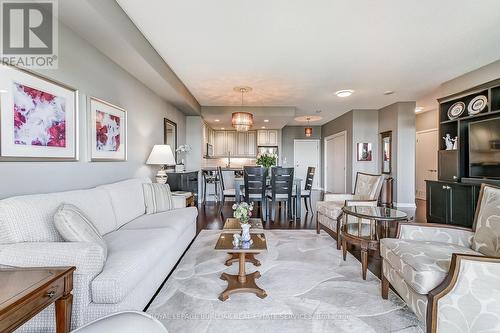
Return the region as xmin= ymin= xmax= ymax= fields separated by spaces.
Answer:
xmin=335 ymin=89 xmax=354 ymax=98
xmin=232 ymin=87 xmax=254 ymax=132
xmin=261 ymin=126 xmax=266 ymax=129
xmin=383 ymin=90 xmax=395 ymax=95
xmin=305 ymin=117 xmax=312 ymax=137
xmin=215 ymin=119 xmax=220 ymax=122
xmin=415 ymin=107 xmax=424 ymax=113
xmin=264 ymin=119 xmax=269 ymax=123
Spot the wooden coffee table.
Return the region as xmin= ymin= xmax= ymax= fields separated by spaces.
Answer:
xmin=223 ymin=218 xmax=264 ymax=266
xmin=215 ymin=232 xmax=268 ymax=301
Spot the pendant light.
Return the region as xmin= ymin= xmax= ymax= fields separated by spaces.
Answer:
xmin=305 ymin=117 xmax=312 ymax=137
xmin=232 ymin=87 xmax=254 ymax=132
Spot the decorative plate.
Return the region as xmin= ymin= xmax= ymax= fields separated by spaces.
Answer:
xmin=447 ymin=102 xmax=465 ymax=120
xmin=468 ymin=95 xmax=487 ymax=115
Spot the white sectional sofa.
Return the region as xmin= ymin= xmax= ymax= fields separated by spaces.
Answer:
xmin=0 ymin=178 xmax=198 ymax=332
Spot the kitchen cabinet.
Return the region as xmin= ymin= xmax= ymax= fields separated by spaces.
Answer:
xmin=212 ymin=130 xmax=256 ymax=157
xmin=257 ymin=129 xmax=278 ymax=146
xmin=426 ymin=180 xmax=480 ymax=227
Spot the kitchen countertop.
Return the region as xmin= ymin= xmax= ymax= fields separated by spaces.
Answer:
xmin=201 ymin=166 xmax=251 ymax=171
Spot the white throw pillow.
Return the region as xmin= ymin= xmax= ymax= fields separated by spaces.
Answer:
xmin=54 ymin=203 xmax=108 ymax=258
xmin=143 ymin=183 xmax=174 ymax=214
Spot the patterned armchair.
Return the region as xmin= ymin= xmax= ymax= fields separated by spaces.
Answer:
xmin=380 ymin=184 xmax=500 ymax=332
xmin=316 ymin=172 xmax=384 ymax=249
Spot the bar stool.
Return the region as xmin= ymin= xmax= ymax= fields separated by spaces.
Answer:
xmin=202 ymin=170 xmax=219 ymax=204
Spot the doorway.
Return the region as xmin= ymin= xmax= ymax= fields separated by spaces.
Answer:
xmin=293 ymin=140 xmax=321 ymax=189
xmin=416 ymin=129 xmax=438 ymax=200
xmin=324 ymin=131 xmax=347 ymax=193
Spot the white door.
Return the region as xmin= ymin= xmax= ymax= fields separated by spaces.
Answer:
xmin=324 ymin=132 xmax=347 ymax=193
xmin=294 ymin=140 xmax=320 ymax=189
xmin=416 ymin=129 xmax=438 ymax=199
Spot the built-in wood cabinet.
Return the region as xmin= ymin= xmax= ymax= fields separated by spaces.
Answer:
xmin=257 ymin=129 xmax=278 ymax=146
xmin=212 ymin=130 xmax=257 ymax=157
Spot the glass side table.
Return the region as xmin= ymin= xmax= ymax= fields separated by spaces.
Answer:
xmin=341 ymin=206 xmax=408 ymax=280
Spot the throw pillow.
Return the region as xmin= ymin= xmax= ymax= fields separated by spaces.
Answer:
xmin=54 ymin=203 xmax=108 ymax=258
xmin=143 ymin=183 xmax=174 ymax=214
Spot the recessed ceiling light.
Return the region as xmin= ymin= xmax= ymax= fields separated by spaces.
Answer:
xmin=383 ymin=90 xmax=395 ymax=95
xmin=335 ymin=90 xmax=354 ymax=98
xmin=264 ymin=119 xmax=269 ymax=123
xmin=261 ymin=126 xmax=266 ymax=129
xmin=415 ymin=107 xmax=424 ymax=113
xmin=215 ymin=119 xmax=220 ymax=122
xmin=0 ymin=89 xmax=7 ymax=93
xmin=221 ymin=127 xmax=225 ymax=130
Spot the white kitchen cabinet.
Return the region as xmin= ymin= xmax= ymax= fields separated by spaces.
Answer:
xmin=213 ymin=130 xmax=257 ymax=157
xmin=214 ymin=130 xmax=226 ymax=156
xmin=226 ymin=131 xmax=237 ymax=156
xmin=247 ymin=131 xmax=257 ymax=156
xmin=257 ymin=129 xmax=279 ymax=146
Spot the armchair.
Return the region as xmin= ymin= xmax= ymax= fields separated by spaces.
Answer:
xmin=380 ymin=184 xmax=500 ymax=332
xmin=316 ymin=172 xmax=384 ymax=248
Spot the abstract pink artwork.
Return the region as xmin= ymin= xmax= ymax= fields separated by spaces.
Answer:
xmin=96 ymin=110 xmax=121 ymax=151
xmin=13 ymin=83 xmax=66 ymax=147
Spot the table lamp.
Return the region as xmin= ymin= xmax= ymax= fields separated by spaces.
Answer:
xmin=146 ymin=145 xmax=176 ymax=183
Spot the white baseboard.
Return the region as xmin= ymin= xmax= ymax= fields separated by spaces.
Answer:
xmin=395 ymin=203 xmax=417 ymax=208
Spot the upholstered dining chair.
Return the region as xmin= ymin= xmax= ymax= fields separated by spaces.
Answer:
xmin=380 ymin=183 xmax=500 ymax=332
xmin=316 ymin=172 xmax=384 ymax=249
xmin=267 ymin=167 xmax=294 ymax=221
xmin=292 ymin=166 xmax=315 ymax=214
xmin=217 ymin=166 xmax=236 ymax=210
xmin=242 ymin=166 xmax=268 ymax=219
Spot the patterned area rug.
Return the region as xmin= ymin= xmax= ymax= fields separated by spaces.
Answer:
xmin=147 ymin=230 xmax=423 ymax=332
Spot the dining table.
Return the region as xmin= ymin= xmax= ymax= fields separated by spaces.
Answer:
xmin=234 ymin=177 xmax=302 ymax=221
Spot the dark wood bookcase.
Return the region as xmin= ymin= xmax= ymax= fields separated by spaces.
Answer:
xmin=426 ymin=78 xmax=500 ymax=226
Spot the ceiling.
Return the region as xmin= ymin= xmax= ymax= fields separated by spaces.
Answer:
xmin=117 ymin=0 xmax=500 ymax=125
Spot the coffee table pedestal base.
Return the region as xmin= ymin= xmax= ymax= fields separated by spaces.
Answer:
xmin=225 ymin=253 xmax=261 ymax=266
xmin=219 ymin=271 xmax=267 ymax=301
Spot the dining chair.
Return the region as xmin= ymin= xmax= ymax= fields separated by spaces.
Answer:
xmin=242 ymin=166 xmax=268 ymax=219
xmin=201 ymin=170 xmax=219 ymax=204
xmin=266 ymin=167 xmax=294 ymax=221
xmin=217 ymin=166 xmax=236 ymax=210
xmin=292 ymin=166 xmax=315 ymax=214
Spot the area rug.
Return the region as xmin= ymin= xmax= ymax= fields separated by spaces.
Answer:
xmin=147 ymin=230 xmax=423 ymax=332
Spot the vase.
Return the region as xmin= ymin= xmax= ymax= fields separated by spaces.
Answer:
xmin=241 ymin=223 xmax=251 ymax=242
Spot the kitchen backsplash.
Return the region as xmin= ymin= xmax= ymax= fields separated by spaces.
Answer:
xmin=201 ymin=157 xmax=257 ymax=168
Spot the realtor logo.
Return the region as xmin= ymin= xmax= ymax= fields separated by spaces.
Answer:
xmin=1 ymin=0 xmax=58 ymax=68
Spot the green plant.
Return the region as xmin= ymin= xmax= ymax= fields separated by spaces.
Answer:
xmin=256 ymin=153 xmax=277 ymax=168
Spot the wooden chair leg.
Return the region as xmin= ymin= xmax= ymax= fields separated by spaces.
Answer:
xmin=381 ymin=274 xmax=389 ymax=299
xmin=341 ymin=237 xmax=347 ymax=261
xmin=316 ymin=214 xmax=320 ymax=234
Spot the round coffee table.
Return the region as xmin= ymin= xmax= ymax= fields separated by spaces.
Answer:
xmin=340 ymin=206 xmax=408 ymax=280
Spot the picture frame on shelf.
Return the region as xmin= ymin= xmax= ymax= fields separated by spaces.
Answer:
xmin=89 ymin=97 xmax=127 ymax=161
xmin=381 ymin=131 xmax=392 ymax=174
xmin=0 ymin=64 xmax=78 ymax=161
xmin=357 ymin=142 xmax=372 ymax=161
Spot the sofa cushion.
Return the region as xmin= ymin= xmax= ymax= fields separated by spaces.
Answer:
xmin=54 ymin=204 xmax=108 ymax=258
xmin=98 ymin=178 xmax=151 ymax=228
xmin=0 ymin=188 xmax=116 ymax=243
xmin=91 ymin=227 xmax=181 ymax=304
xmin=143 ymin=183 xmax=174 ymax=214
xmin=316 ymin=201 xmax=343 ymax=219
xmin=121 ymin=207 xmax=198 ymax=235
xmin=472 ymin=185 xmax=500 ymax=257
xmin=380 ymin=238 xmax=480 ymax=294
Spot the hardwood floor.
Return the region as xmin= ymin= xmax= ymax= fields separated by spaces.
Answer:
xmin=195 ymin=191 xmax=427 ymax=278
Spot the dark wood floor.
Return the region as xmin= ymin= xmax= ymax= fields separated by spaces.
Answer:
xmin=196 ymin=191 xmax=427 ymax=278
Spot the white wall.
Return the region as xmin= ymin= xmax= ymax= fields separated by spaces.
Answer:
xmin=0 ymin=23 xmax=186 ymax=199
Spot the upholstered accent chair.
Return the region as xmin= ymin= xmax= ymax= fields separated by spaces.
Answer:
xmin=316 ymin=172 xmax=384 ymax=249
xmin=380 ymin=184 xmax=500 ymax=332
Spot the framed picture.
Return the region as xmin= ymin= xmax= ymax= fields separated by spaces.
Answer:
xmin=357 ymin=143 xmax=372 ymax=161
xmin=0 ymin=65 xmax=78 ymax=161
xmin=381 ymin=131 xmax=392 ymax=174
xmin=164 ymin=118 xmax=177 ymax=160
xmin=89 ymin=97 xmax=126 ymax=161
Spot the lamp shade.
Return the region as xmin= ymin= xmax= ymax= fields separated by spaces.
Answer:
xmin=231 ymin=112 xmax=253 ymax=132
xmin=146 ymin=145 xmax=176 ymax=165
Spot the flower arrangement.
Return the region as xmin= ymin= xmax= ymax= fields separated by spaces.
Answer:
xmin=176 ymin=144 xmax=192 ymax=154
xmin=232 ymin=202 xmax=254 ymax=223
xmin=256 ymin=152 xmax=277 ymax=168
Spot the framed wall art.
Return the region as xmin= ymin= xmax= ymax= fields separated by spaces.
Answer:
xmin=381 ymin=131 xmax=392 ymax=174
xmin=89 ymin=97 xmax=127 ymax=161
xmin=357 ymin=142 xmax=372 ymax=161
xmin=0 ymin=65 xmax=78 ymax=161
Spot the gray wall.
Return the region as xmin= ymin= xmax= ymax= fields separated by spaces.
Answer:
xmin=0 ymin=23 xmax=186 ymax=199
xmin=352 ymin=110 xmax=379 ymax=187
xmin=378 ymin=102 xmax=416 ymax=206
xmin=416 ymin=110 xmax=438 ymax=132
xmin=281 ymin=126 xmax=322 ymax=168
xmin=321 ymin=111 xmax=354 ymax=192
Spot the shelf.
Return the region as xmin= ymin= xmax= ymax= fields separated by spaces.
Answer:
xmin=440 ymin=109 xmax=500 ymax=124
xmin=440 ymin=119 xmax=458 ymax=124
